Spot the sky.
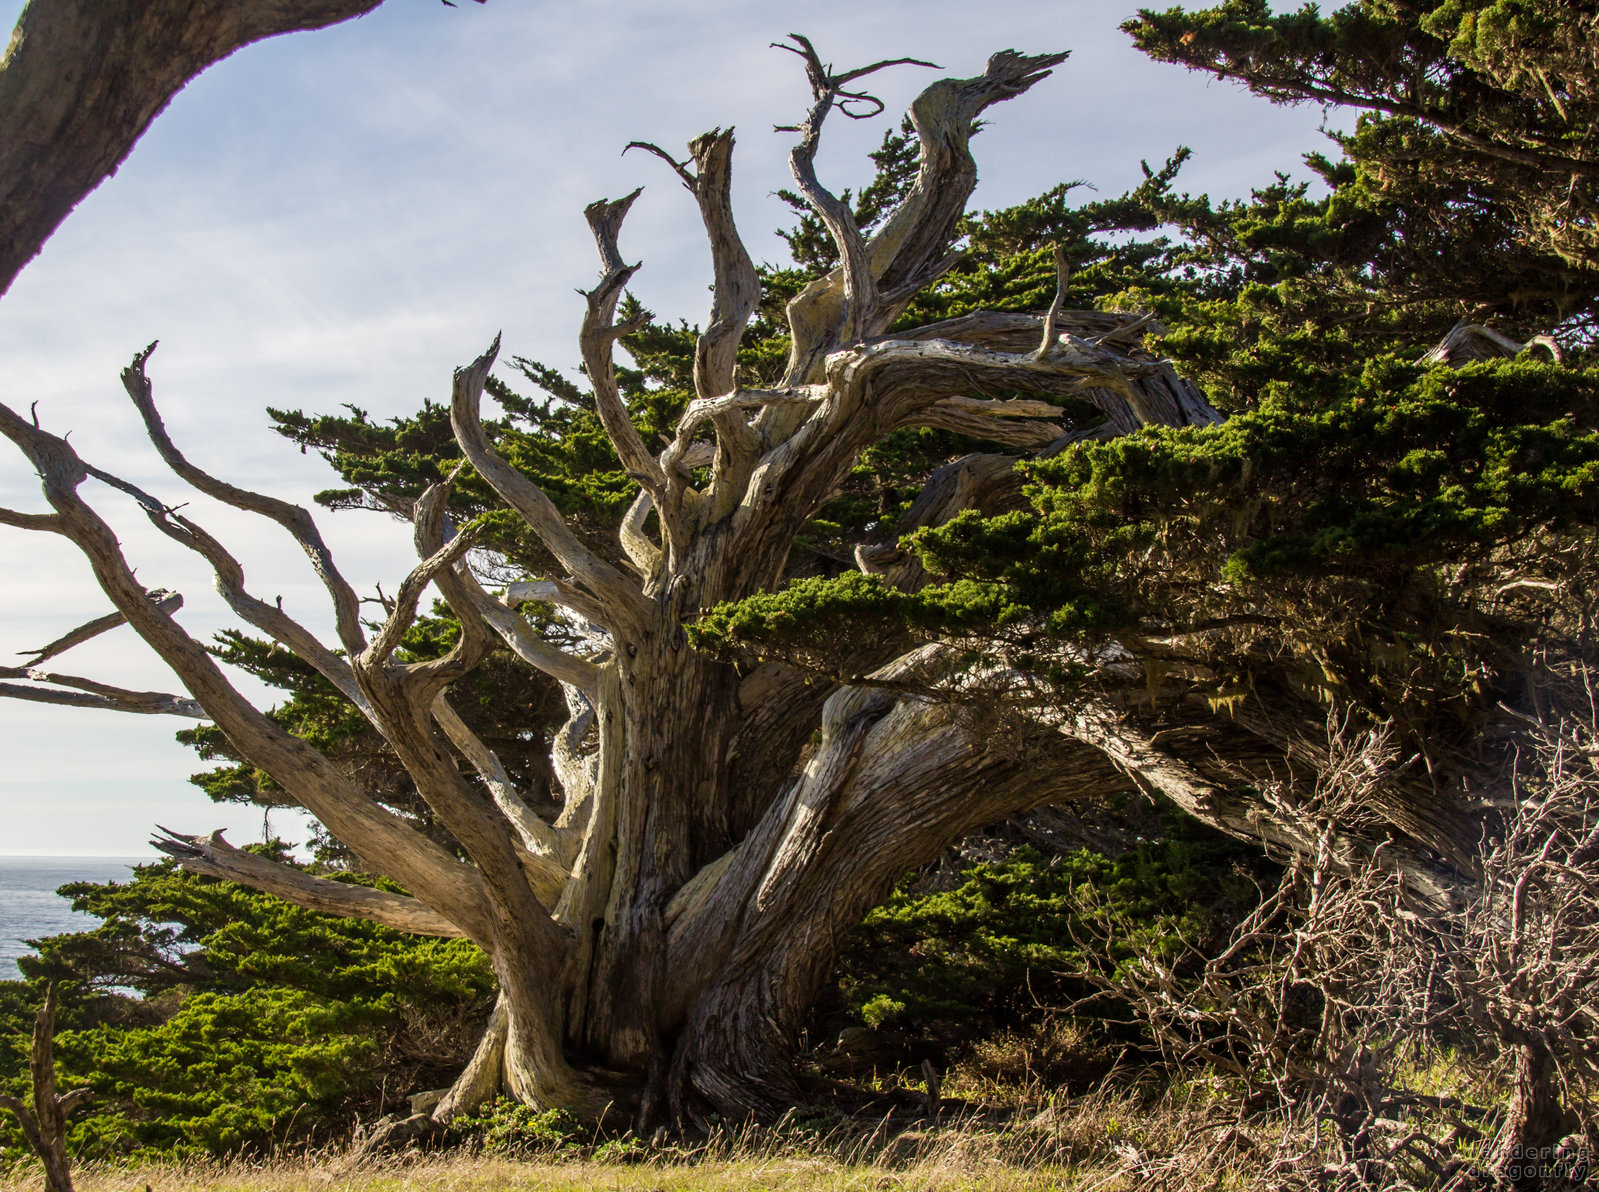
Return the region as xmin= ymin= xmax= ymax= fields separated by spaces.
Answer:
xmin=0 ymin=0 xmax=1345 ymax=857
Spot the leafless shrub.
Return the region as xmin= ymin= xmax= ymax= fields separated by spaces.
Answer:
xmin=1069 ymin=668 xmax=1599 ymax=1190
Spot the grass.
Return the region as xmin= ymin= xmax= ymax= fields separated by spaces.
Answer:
xmin=1 ymin=1055 xmax=1508 ymax=1192
xmin=0 ymin=1089 xmax=1278 ymax=1192
xmin=2 ymin=1155 xmax=1068 ymax=1192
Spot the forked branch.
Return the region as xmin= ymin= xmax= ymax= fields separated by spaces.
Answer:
xmin=0 ymin=985 xmax=89 ymax=1192
xmin=869 ymin=48 xmax=1068 ymax=321
xmin=775 ymin=35 xmax=933 ymax=347
xmin=775 ymin=44 xmax=1068 ymax=386
xmin=449 ymin=336 xmax=648 ymax=633
xmin=83 ymin=468 xmax=374 ymax=714
xmin=0 ymin=399 xmax=498 ymax=943
xmin=629 ymin=128 xmax=767 ymax=520
xmin=579 ymin=192 xmax=672 ymax=504
xmin=122 ymin=344 xmax=367 ymax=655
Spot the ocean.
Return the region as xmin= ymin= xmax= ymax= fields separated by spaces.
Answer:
xmin=0 ymin=857 xmax=146 ymax=980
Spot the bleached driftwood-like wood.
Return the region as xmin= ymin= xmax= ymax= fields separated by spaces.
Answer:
xmin=152 ymin=829 xmax=469 ymax=937
xmin=0 ymin=986 xmax=91 ymax=1192
xmin=579 ymin=192 xmax=672 ymax=509
xmin=451 ymin=337 xmax=647 ymax=635
xmin=911 ymin=396 xmax=1064 ymax=446
xmin=431 ymin=691 xmax=568 ymax=866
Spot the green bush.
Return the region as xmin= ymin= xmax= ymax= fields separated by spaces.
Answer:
xmin=451 ymin=1099 xmax=583 ymax=1157
xmin=0 ymin=856 xmax=494 ymax=1161
xmin=828 ymin=817 xmax=1270 ymax=1056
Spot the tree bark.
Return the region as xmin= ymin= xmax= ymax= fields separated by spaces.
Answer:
xmin=0 ymin=987 xmax=90 ymax=1192
xmin=0 ymin=0 xmax=400 ymax=297
xmin=666 ymin=674 xmax=1130 ymax=1123
xmin=1495 ymin=1039 xmax=1570 ymax=1191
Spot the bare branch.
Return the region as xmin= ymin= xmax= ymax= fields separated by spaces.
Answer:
xmin=630 ymin=127 xmax=769 ymax=523
xmin=0 ymin=505 xmax=59 ymax=531
xmin=416 ymin=457 xmax=604 ymax=701
xmin=622 ymin=141 xmax=696 ymax=190
xmin=734 ymin=326 xmax=1220 ymax=562
xmin=579 ymin=191 xmax=672 ymax=498
xmin=0 ymin=398 xmax=497 ymax=944
xmin=778 ymin=42 xmax=881 ymax=350
xmin=0 ymin=674 xmax=206 ymax=717
xmin=1033 ymin=244 xmax=1068 ymax=360
xmin=122 ymin=343 xmax=367 ymax=655
xmin=0 ymin=983 xmax=85 ymax=1192
xmin=683 ymin=129 xmax=760 ymax=403
xmin=460 ymin=578 xmax=603 ymax=702
xmin=619 ymin=487 xmax=662 ymax=576
xmin=502 ymin=576 xmax=611 ymax=631
xmin=94 ymin=478 xmax=373 ymax=713
xmin=1421 ymin=319 xmax=1565 ymax=366
xmin=669 ymin=387 xmax=823 ymax=463
xmin=153 ymin=829 xmax=469 ymax=937
xmin=908 ymin=395 xmax=1065 ymax=447
xmin=0 ymin=0 xmax=412 ymax=298
xmin=771 ymin=35 xmax=939 ymax=122
xmin=867 ymin=49 xmax=1068 ymax=327
xmin=449 ymin=336 xmax=647 ymax=632
xmin=776 ymin=47 xmax=1070 ymax=387
xmin=361 ymin=520 xmax=482 ymax=670
xmin=431 ymin=692 xmax=567 ymax=865
xmin=18 ymin=590 xmax=181 ymax=664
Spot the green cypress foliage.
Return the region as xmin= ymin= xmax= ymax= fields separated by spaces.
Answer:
xmin=0 ymin=857 xmax=493 ymax=1160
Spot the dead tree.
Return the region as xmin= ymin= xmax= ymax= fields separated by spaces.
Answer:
xmin=0 ymin=987 xmax=91 ymax=1192
xmin=0 ymin=36 xmax=1462 ymax=1127
xmin=1076 ymin=681 xmax=1599 ymax=1190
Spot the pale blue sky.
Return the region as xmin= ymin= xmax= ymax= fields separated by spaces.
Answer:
xmin=0 ymin=0 xmax=1342 ymax=856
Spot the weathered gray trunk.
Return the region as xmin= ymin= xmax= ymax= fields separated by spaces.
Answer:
xmin=0 ymin=988 xmax=90 ymax=1192
xmin=577 ymin=630 xmax=743 ymax=1073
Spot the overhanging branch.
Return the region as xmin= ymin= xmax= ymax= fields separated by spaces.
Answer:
xmin=153 ymin=829 xmax=469 ymax=937
xmin=0 ymin=0 xmax=435 ymax=297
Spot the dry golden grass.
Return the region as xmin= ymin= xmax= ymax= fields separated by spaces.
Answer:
xmin=0 ymin=1091 xmax=1282 ymax=1192
xmin=2 ymin=1153 xmax=1067 ymax=1192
